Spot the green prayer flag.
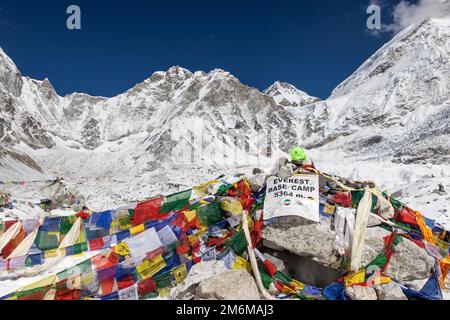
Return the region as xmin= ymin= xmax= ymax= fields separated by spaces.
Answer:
xmin=387 ymin=195 xmax=404 ymax=210
xmin=351 ymin=190 xmax=378 ymax=212
xmin=57 ymin=258 xmax=93 ymax=281
xmin=71 ymin=242 xmax=88 ymax=255
xmin=188 ymin=201 xmax=202 ymax=211
xmin=366 ymin=252 xmax=388 ymax=269
xmin=274 ymin=271 xmax=292 ymax=284
xmin=259 ymin=270 xmax=274 ymax=289
xmin=196 ymin=200 xmax=223 ymax=227
xmin=160 ymin=189 xmax=192 ymax=213
xmin=140 ymin=292 xmax=159 ymax=300
xmin=16 ymin=286 xmax=50 ymax=300
xmin=153 ymin=271 xmax=172 ymax=289
xmin=230 ymin=231 xmax=248 ymax=256
xmin=35 ymin=231 xmax=59 ymax=251
xmin=217 ymin=184 xmax=233 ymax=196
xmin=60 ymin=216 xmax=77 ymax=236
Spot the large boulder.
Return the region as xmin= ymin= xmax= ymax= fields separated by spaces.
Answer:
xmin=345 ymin=286 xmax=378 ymax=300
xmin=263 ymin=217 xmax=341 ymax=269
xmin=170 ymin=260 xmax=229 ymax=300
xmin=374 ymin=282 xmax=408 ymax=300
xmin=196 ymin=269 xmax=260 ymax=300
xmin=262 ymin=216 xmax=434 ymax=284
xmin=385 ymin=240 xmax=435 ymax=282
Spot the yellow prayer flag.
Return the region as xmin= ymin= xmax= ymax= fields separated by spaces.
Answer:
xmin=172 ymin=264 xmax=188 ymax=284
xmin=80 ymin=271 xmax=96 ymax=288
xmin=281 ymin=285 xmax=297 ymax=294
xmin=114 ymin=242 xmax=130 ymax=256
xmin=130 ymin=224 xmax=145 ymax=236
xmin=184 ymin=210 xmax=197 ymax=223
xmin=345 ymin=270 xmax=366 ymax=287
xmin=247 ymin=216 xmax=254 ymax=231
xmin=137 ymin=255 xmax=166 ymax=279
xmin=188 ymin=234 xmax=200 ymax=245
xmin=221 ymin=199 xmax=243 ymax=215
xmin=193 ymin=180 xmax=220 ymax=198
xmin=72 ymin=252 xmax=85 ymax=258
xmin=21 ymin=274 xmax=57 ymax=292
xmin=109 ymin=220 xmax=120 ymax=234
xmin=158 ymin=287 xmax=170 ymax=298
xmin=291 ymin=279 xmax=305 ymax=291
xmin=324 ymin=203 xmax=336 ymax=214
xmin=233 ymin=256 xmax=251 ymax=273
xmin=45 ymin=249 xmax=59 ymax=258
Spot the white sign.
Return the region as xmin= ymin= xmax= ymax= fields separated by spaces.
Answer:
xmin=264 ymin=175 xmax=320 ymax=222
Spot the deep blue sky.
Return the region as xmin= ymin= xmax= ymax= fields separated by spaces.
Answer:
xmin=0 ymin=0 xmax=405 ymax=99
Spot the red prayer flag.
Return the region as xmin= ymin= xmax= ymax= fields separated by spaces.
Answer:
xmin=132 ymin=197 xmax=164 ymax=226
xmin=137 ymin=277 xmax=157 ymax=296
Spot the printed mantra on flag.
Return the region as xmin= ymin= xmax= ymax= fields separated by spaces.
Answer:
xmin=264 ymin=174 xmax=319 ymax=222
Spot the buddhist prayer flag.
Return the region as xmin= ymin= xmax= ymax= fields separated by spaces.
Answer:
xmin=196 ymin=200 xmax=223 ymax=227
xmin=160 ymin=190 xmax=192 ymax=214
xmin=124 ymin=228 xmax=162 ymax=259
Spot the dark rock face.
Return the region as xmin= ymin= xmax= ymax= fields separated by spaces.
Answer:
xmin=20 ymin=115 xmax=55 ymax=149
xmin=82 ymin=119 xmax=101 ymax=150
xmin=0 ymin=147 xmax=43 ymax=173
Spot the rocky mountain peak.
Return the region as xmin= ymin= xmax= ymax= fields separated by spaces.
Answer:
xmin=0 ymin=47 xmax=23 ymax=97
xmin=264 ymin=81 xmax=319 ymax=107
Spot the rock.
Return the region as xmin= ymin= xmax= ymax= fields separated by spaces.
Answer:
xmin=196 ymin=269 xmax=260 ymax=300
xmin=345 ymin=286 xmax=378 ymax=300
xmin=433 ymin=184 xmax=448 ymax=196
xmin=170 ymin=260 xmax=229 ymax=300
xmin=402 ymin=278 xmax=428 ymax=291
xmin=385 ymin=240 xmax=434 ymax=282
xmin=263 ymin=216 xmax=434 ymax=284
xmin=390 ymin=190 xmax=403 ymax=198
xmin=277 ymin=164 xmax=294 ymax=179
xmin=263 ymin=216 xmax=342 ymax=270
xmin=249 ymin=172 xmax=266 ymax=193
xmin=374 ymin=282 xmax=407 ymax=300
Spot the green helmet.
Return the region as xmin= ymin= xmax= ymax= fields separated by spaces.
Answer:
xmin=290 ymin=146 xmax=308 ymax=162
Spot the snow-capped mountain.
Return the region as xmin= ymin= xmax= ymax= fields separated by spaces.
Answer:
xmin=293 ymin=17 xmax=450 ymax=166
xmin=0 ymin=50 xmax=300 ymax=207
xmin=0 ymin=17 xmax=449 ymax=221
xmin=264 ymin=81 xmax=319 ymax=107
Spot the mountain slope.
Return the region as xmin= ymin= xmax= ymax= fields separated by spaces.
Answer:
xmin=293 ymin=18 xmax=450 ymax=165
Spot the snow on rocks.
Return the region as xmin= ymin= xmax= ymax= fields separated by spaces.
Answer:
xmin=196 ymin=269 xmax=260 ymax=300
xmin=170 ymin=260 xmax=229 ymax=300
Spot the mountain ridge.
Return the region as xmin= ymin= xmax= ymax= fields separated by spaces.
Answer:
xmin=0 ymin=17 xmax=449 ymax=213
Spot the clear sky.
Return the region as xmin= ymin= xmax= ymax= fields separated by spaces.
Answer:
xmin=0 ymin=0 xmax=408 ymax=99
